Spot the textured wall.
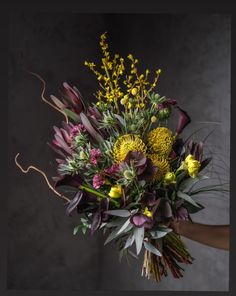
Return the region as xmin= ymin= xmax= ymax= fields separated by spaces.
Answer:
xmin=8 ymin=13 xmax=230 ymax=290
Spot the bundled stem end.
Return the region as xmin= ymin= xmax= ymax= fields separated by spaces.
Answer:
xmin=141 ymin=233 xmax=193 ymax=283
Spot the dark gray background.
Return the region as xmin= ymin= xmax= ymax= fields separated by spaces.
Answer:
xmin=8 ymin=13 xmax=230 ymax=291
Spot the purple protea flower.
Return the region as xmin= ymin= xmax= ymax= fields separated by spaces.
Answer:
xmin=50 ymin=82 xmax=86 ymax=115
xmin=90 ymin=148 xmax=102 ymax=165
xmin=92 ymin=174 xmax=105 ymax=189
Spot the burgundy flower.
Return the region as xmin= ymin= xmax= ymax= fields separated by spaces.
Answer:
xmin=121 ymin=151 xmax=157 ymax=182
xmin=176 ymin=107 xmax=191 ymax=134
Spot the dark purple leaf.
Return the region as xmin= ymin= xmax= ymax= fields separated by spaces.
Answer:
xmin=100 ymin=198 xmax=110 ymax=221
xmin=54 ymin=174 xmax=83 ymax=188
xmin=162 ymin=201 xmax=173 ymax=218
xmin=91 ymin=211 xmax=102 ymax=234
xmin=66 ymin=191 xmax=83 ymax=216
xmin=60 ymin=128 xmax=71 ymax=144
xmin=50 ymin=95 xmax=67 ymax=109
xmin=80 ymin=112 xmax=103 ymax=143
xmin=195 ymin=141 xmax=204 ymax=161
xmin=47 ymin=142 xmax=67 ymax=158
xmin=200 ymin=157 xmax=212 ymax=171
xmin=54 ymin=134 xmax=73 ymax=155
xmin=172 ymin=138 xmax=185 ymax=156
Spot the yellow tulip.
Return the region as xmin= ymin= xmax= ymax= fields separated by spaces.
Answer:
xmin=108 ymin=185 xmax=122 ymax=198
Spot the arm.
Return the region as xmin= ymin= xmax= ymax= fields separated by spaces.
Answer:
xmin=169 ymin=220 xmax=230 ymax=251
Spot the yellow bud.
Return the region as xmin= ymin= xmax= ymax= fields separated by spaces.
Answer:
xmin=131 ymin=88 xmax=138 ymax=96
xmin=151 ymin=115 xmax=157 ymax=123
xmin=164 ymin=172 xmax=176 ymax=184
xmin=120 ymin=98 xmax=127 ymax=105
xmin=108 ymin=185 xmax=122 ymax=198
xmin=156 ymin=69 xmax=162 ymax=75
xmin=127 ymin=102 xmax=132 ymax=109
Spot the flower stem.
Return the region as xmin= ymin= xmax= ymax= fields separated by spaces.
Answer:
xmin=79 ymin=184 xmax=120 ymax=207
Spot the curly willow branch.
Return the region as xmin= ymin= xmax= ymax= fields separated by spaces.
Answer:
xmin=15 ymin=153 xmax=71 ymax=204
xmin=26 ymin=70 xmax=69 ymax=123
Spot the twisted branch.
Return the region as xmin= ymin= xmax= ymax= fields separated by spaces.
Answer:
xmin=26 ymin=70 xmax=69 ymax=123
xmin=15 ymin=153 xmax=71 ymax=204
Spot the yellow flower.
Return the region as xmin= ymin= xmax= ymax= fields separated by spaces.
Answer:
xmin=151 ymin=115 xmax=157 ymax=123
xmin=143 ymin=207 xmax=153 ymax=218
xmin=108 ymin=185 xmax=122 ymax=198
xmin=164 ymin=172 xmax=176 ymax=184
xmin=147 ymin=127 xmax=174 ymax=156
xmin=113 ymin=134 xmax=147 ymax=163
xmin=148 ymin=154 xmax=170 ymax=181
xmin=131 ymin=88 xmax=138 ymax=96
xmin=180 ymin=154 xmax=201 ymax=178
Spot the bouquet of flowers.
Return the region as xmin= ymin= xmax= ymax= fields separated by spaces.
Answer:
xmin=15 ymin=32 xmax=228 ymax=282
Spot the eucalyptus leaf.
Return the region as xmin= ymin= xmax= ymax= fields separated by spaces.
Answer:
xmin=124 ymin=233 xmax=135 ymax=249
xmin=143 ymin=241 xmax=162 ymax=257
xmin=177 ymin=190 xmax=201 ymax=208
xmin=127 ymin=249 xmax=139 ymax=259
xmin=104 ymin=209 xmax=131 ymax=217
xmin=106 ymin=217 xmax=127 ymax=228
xmin=104 ymin=218 xmax=132 ymax=245
xmin=104 ymin=228 xmax=120 ymax=245
xmin=134 ymin=227 xmax=144 ymax=255
xmin=150 ymin=230 xmax=168 ymax=239
xmin=116 ymin=218 xmax=132 ymax=235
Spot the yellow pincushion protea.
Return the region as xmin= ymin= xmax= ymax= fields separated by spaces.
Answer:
xmin=148 ymin=154 xmax=170 ymax=181
xmin=113 ymin=134 xmax=147 ymax=163
xmin=147 ymin=127 xmax=174 ymax=156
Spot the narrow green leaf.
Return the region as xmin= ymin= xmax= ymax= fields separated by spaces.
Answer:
xmin=73 ymin=225 xmax=82 ymax=235
xmin=143 ymin=241 xmax=162 ymax=257
xmin=82 ymin=227 xmax=87 ymax=234
xmin=179 ymin=175 xmax=209 ymax=193
xmin=150 ymin=230 xmax=168 ymax=239
xmin=177 ymin=190 xmax=201 ymax=208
